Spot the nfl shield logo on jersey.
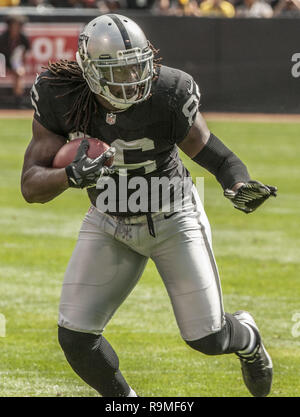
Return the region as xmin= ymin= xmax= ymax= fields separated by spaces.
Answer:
xmin=106 ymin=113 xmax=117 ymax=125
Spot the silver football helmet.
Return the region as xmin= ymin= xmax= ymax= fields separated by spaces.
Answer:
xmin=76 ymin=14 xmax=154 ymax=110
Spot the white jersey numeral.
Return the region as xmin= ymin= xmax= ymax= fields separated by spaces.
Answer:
xmin=182 ymin=82 xmax=201 ymax=126
xmin=111 ymin=138 xmax=157 ymax=174
xmin=30 ymin=75 xmax=40 ymax=117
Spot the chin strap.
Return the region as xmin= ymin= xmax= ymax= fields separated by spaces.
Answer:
xmin=100 ymin=90 xmax=134 ymax=110
xmin=100 ymin=84 xmax=137 ymax=110
xmin=75 ymin=51 xmax=84 ymax=72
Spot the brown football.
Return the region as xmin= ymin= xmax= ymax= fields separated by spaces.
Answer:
xmin=52 ymin=138 xmax=114 ymax=168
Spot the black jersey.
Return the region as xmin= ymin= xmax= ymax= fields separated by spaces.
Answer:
xmin=31 ymin=65 xmax=201 ymax=215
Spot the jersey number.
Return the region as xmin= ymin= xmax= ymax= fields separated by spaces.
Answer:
xmin=111 ymin=138 xmax=157 ymax=175
xmin=182 ymin=82 xmax=201 ymax=126
xmin=30 ymin=75 xmax=40 ymax=117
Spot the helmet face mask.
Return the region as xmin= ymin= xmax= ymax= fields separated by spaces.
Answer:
xmin=76 ymin=15 xmax=154 ymax=110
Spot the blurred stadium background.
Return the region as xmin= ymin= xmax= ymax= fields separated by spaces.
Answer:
xmin=1 ymin=4 xmax=300 ymax=111
xmin=0 ymin=3 xmax=300 ymax=397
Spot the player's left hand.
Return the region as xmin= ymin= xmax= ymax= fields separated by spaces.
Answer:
xmin=224 ymin=180 xmax=277 ymax=214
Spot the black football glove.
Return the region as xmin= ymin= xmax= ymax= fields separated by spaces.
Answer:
xmin=66 ymin=139 xmax=116 ymax=189
xmin=224 ymin=180 xmax=277 ymax=214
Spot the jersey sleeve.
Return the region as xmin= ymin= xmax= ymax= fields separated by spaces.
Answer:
xmin=30 ymin=74 xmax=64 ymax=136
xmin=171 ymin=71 xmax=201 ymax=144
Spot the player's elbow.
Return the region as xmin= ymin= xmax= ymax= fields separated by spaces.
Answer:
xmin=21 ymin=168 xmax=43 ymax=204
xmin=20 ymin=178 xmax=44 ymax=204
xmin=21 ymin=187 xmax=49 ymax=204
xmin=21 ymin=183 xmax=36 ymax=203
xmin=21 ymin=167 xmax=34 ymax=203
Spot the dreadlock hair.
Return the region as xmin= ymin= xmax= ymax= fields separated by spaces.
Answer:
xmin=41 ymin=43 xmax=162 ymax=135
xmin=41 ymin=60 xmax=97 ymax=135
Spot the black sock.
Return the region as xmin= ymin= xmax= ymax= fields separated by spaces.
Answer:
xmin=224 ymin=313 xmax=252 ymax=353
xmin=186 ymin=313 xmax=252 ymax=355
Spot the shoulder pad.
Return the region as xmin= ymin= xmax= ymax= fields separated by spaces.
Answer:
xmin=31 ymin=71 xmax=63 ymax=135
xmin=154 ymin=66 xmax=201 ymax=143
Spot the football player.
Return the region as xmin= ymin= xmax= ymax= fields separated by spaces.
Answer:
xmin=21 ymin=14 xmax=277 ymax=397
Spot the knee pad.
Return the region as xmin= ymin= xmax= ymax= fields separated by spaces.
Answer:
xmin=185 ymin=313 xmax=251 ymax=355
xmin=58 ymin=326 xmax=119 ymax=371
xmin=58 ymin=326 xmax=130 ymax=397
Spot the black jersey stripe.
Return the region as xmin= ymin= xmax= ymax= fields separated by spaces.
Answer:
xmin=107 ymin=14 xmax=132 ymax=50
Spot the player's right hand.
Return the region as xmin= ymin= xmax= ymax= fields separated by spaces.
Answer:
xmin=65 ymin=139 xmax=116 ymax=188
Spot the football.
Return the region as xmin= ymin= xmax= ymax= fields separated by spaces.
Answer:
xmin=52 ymin=138 xmax=114 ymax=168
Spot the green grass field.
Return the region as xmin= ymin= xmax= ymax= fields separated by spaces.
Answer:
xmin=0 ymin=116 xmax=299 ymax=397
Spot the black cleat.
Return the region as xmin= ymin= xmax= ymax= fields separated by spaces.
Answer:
xmin=234 ymin=310 xmax=273 ymax=397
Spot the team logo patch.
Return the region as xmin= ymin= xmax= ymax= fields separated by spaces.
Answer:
xmin=106 ymin=113 xmax=117 ymax=125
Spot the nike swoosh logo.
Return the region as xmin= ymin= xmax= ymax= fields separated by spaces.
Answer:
xmin=82 ymin=165 xmax=97 ymax=172
xmin=164 ymin=212 xmax=176 ymax=219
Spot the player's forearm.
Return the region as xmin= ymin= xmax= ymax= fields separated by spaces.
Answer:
xmin=21 ymin=165 xmax=69 ymax=203
xmin=192 ymin=133 xmax=250 ymax=190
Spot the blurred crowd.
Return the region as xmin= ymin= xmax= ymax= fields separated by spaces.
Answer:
xmin=0 ymin=0 xmax=299 ymax=17
xmin=156 ymin=0 xmax=300 ymax=17
xmin=0 ymin=0 xmax=298 ymax=108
